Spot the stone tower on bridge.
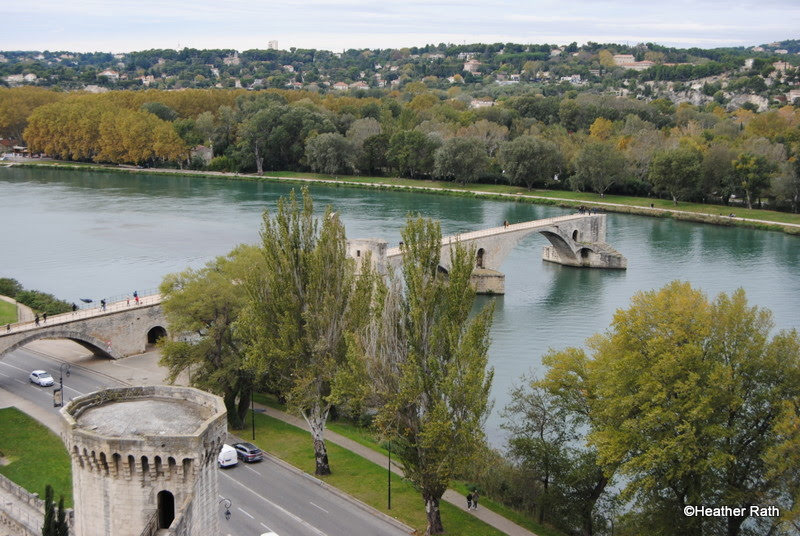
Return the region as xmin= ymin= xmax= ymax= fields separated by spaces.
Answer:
xmin=60 ymin=386 xmax=227 ymax=536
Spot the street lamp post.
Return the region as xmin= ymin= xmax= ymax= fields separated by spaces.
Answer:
xmin=53 ymin=363 xmax=70 ymax=408
xmin=251 ymin=387 xmax=256 ymax=441
xmin=219 ymin=498 xmax=232 ymax=521
xmin=387 ymin=441 xmax=392 ymax=510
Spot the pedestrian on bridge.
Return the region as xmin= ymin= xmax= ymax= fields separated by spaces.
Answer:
xmin=101 ymin=299 xmax=106 ymax=311
xmin=42 ymin=312 xmax=47 ymax=323
xmin=34 ymin=314 xmax=40 ymax=326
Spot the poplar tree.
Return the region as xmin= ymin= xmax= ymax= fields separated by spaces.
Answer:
xmin=353 ymin=216 xmax=494 ymax=535
xmin=239 ymin=187 xmax=370 ymax=476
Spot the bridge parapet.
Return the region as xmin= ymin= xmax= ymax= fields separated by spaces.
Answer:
xmin=0 ymin=294 xmax=165 ymax=360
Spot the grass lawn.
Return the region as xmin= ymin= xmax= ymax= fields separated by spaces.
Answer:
xmin=245 ymin=412 xmax=506 ymax=535
xmin=0 ymin=300 xmax=17 ymax=324
xmin=0 ymin=407 xmax=72 ymax=507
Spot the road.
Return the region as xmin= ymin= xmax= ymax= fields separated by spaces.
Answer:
xmin=0 ymin=346 xmax=410 ymax=536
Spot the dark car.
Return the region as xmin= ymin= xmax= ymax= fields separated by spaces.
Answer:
xmin=233 ymin=442 xmax=263 ymax=463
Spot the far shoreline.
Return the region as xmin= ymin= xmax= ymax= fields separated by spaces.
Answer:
xmin=4 ymin=160 xmax=800 ymax=236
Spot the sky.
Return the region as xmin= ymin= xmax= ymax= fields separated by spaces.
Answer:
xmin=2 ymin=0 xmax=799 ymax=53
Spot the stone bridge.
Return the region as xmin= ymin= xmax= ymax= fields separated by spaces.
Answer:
xmin=347 ymin=213 xmax=627 ymax=294
xmin=0 ymin=294 xmax=165 ymax=360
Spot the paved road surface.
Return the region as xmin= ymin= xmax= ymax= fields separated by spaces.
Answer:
xmin=0 ymin=346 xmax=410 ymax=536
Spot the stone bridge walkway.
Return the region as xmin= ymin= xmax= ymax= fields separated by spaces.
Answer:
xmin=1 ymin=293 xmax=161 ymax=336
xmin=385 ymin=213 xmax=593 ymax=257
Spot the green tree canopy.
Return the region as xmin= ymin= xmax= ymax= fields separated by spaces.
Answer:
xmin=499 ymin=135 xmax=563 ymax=190
xmin=433 ymin=136 xmax=489 ymax=185
xmin=349 ymin=216 xmax=494 ymax=535
xmin=159 ymin=245 xmax=260 ymax=429
xmin=649 ymin=147 xmax=702 ymax=205
xmin=541 ymin=281 xmax=800 ymax=536
xmin=239 ymin=188 xmax=374 ymax=475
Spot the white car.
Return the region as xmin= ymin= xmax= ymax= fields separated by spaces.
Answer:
xmin=29 ymin=370 xmax=54 ymax=386
xmin=218 ymin=444 xmax=238 ymax=468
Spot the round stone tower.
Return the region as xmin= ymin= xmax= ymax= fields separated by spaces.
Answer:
xmin=60 ymin=386 xmax=227 ymax=536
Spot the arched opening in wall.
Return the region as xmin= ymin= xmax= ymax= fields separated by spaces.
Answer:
xmin=572 ymin=230 xmax=579 ymax=241
xmin=476 ymin=248 xmax=485 ymax=269
xmin=146 ymin=326 xmax=167 ymax=348
xmin=580 ymin=249 xmax=589 ymax=259
xmin=436 ymin=265 xmax=449 ymax=275
xmin=157 ymin=490 xmax=175 ymax=529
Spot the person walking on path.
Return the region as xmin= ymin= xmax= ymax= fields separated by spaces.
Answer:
xmin=466 ymin=492 xmax=473 ymax=510
xmin=71 ymin=302 xmax=77 ymax=313
xmin=100 ymin=299 xmax=106 ymax=311
xmin=34 ymin=314 xmax=40 ymax=326
xmin=471 ymin=490 xmax=479 ymax=511
xmin=42 ymin=312 xmax=47 ymax=323
xmin=133 ymin=290 xmax=139 ymax=305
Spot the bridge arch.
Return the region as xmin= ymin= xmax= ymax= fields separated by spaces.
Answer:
xmin=0 ymin=329 xmax=120 ymax=360
xmin=147 ymin=326 xmax=167 ymax=345
xmin=538 ymin=230 xmax=579 ymax=264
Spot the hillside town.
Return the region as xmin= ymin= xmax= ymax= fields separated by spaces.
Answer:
xmin=1 ymin=39 xmax=799 ymax=111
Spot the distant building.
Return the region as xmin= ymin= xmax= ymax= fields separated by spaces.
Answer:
xmin=223 ymin=52 xmax=240 ymax=66
xmin=751 ymin=46 xmax=765 ymax=52
xmin=743 ymin=58 xmax=755 ymax=69
xmin=349 ymin=81 xmax=369 ymax=89
xmin=332 ymin=81 xmax=349 ymax=90
xmin=283 ymin=64 xmax=295 ymax=72
xmin=23 ymin=73 xmax=38 ymax=82
xmin=775 ymin=49 xmax=789 ymax=54
xmin=470 ymin=98 xmax=495 ymax=108
xmin=137 ymin=75 xmax=155 ymax=86
xmin=773 ymin=61 xmax=792 ymax=73
xmin=787 ymin=88 xmax=800 ymax=103
xmin=463 ymin=59 xmax=482 ymax=73
xmin=613 ymin=54 xmax=636 ymax=65
xmin=98 ymin=69 xmax=120 ymax=81
xmin=457 ymin=52 xmax=477 ymax=60
xmin=550 ymin=49 xmax=563 ymax=57
xmin=268 ymin=40 xmax=279 ymax=50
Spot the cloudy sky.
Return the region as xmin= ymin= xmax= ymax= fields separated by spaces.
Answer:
xmin=2 ymin=0 xmax=799 ymax=53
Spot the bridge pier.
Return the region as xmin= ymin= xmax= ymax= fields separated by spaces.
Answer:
xmin=542 ymin=244 xmax=627 ymax=269
xmin=471 ymin=269 xmax=505 ymax=295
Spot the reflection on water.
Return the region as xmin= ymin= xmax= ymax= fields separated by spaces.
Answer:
xmin=2 ymin=166 xmax=799 ymax=448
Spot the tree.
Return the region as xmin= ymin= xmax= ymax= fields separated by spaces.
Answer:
xmin=239 ymin=188 xmax=371 ymax=476
xmin=433 ymin=136 xmax=489 ymax=185
xmin=649 ymin=147 xmax=702 ymax=205
xmin=305 ymin=132 xmax=355 ymax=175
xmin=732 ymin=152 xmax=776 ymax=209
xmin=352 ymin=216 xmax=494 ymax=535
xmin=41 ymin=485 xmax=68 ymax=536
xmin=498 ymin=135 xmax=563 ymax=190
xmin=701 ymin=144 xmax=737 ymax=203
xmin=456 ymin=119 xmax=508 ymax=156
xmin=159 ymin=245 xmax=259 ymax=429
xmin=572 ymin=141 xmax=625 ymax=196
xmin=387 ymin=130 xmax=439 ymax=179
xmin=542 ymin=282 xmax=800 ymax=536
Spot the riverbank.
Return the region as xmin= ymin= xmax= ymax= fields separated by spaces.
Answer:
xmin=6 ymin=160 xmax=800 ymax=235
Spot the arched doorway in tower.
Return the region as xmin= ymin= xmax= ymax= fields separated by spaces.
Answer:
xmin=476 ymin=248 xmax=485 ymax=269
xmin=157 ymin=490 xmax=175 ymax=529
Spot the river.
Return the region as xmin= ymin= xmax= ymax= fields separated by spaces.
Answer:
xmin=2 ymin=166 xmax=799 ymax=445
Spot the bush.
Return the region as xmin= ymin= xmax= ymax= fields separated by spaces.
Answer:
xmin=13 ymin=289 xmax=71 ymax=315
xmin=0 ymin=277 xmax=23 ymax=298
xmin=207 ymin=156 xmax=237 ymax=172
